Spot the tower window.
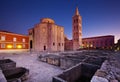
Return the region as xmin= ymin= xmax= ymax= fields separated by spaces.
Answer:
xmin=76 ymin=19 xmax=78 ymax=23
xmin=59 ymin=43 xmax=60 ymax=46
xmin=29 ymin=32 xmax=32 ymax=35
xmin=76 ymin=25 xmax=78 ymax=28
xmin=74 ymin=20 xmax=75 ymax=23
xmin=53 ymin=42 xmax=55 ymax=46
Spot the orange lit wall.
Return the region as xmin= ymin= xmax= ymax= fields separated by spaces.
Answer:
xmin=0 ymin=31 xmax=29 ymax=50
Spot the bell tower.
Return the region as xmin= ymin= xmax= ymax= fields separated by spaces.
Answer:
xmin=72 ymin=7 xmax=82 ymax=50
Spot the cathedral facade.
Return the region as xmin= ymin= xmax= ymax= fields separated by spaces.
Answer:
xmin=29 ymin=7 xmax=82 ymax=52
xmin=28 ymin=18 xmax=64 ymax=52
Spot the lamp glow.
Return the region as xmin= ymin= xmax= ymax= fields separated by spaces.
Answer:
xmin=7 ymin=45 xmax=13 ymax=49
xmin=17 ymin=45 xmax=22 ymax=49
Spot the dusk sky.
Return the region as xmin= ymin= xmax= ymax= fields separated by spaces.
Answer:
xmin=0 ymin=0 xmax=120 ymax=43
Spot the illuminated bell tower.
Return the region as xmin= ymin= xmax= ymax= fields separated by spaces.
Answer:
xmin=72 ymin=7 xmax=82 ymax=50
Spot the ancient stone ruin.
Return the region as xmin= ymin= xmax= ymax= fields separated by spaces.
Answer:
xmin=0 ymin=59 xmax=16 ymax=70
xmin=39 ymin=50 xmax=120 ymax=82
xmin=0 ymin=59 xmax=29 ymax=82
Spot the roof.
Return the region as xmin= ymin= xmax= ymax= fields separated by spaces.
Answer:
xmin=82 ymin=35 xmax=114 ymax=40
xmin=75 ymin=7 xmax=80 ymax=15
xmin=0 ymin=30 xmax=14 ymax=33
xmin=0 ymin=30 xmax=28 ymax=37
xmin=40 ymin=18 xmax=55 ymax=24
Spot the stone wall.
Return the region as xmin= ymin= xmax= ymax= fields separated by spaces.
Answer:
xmin=91 ymin=60 xmax=120 ymax=82
xmin=53 ymin=63 xmax=100 ymax=82
xmin=29 ymin=18 xmax=64 ymax=52
xmin=0 ymin=70 xmax=7 ymax=82
xmin=60 ymin=57 xmax=81 ymax=69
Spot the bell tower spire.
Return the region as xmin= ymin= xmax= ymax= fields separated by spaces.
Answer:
xmin=75 ymin=7 xmax=80 ymax=15
xmin=72 ymin=7 xmax=82 ymax=50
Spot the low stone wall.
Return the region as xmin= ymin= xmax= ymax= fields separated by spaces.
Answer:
xmin=83 ymin=57 xmax=106 ymax=66
xmin=0 ymin=59 xmax=29 ymax=82
xmin=91 ymin=60 xmax=120 ymax=82
xmin=60 ymin=58 xmax=81 ymax=69
xmin=39 ymin=54 xmax=81 ymax=69
xmin=53 ymin=63 xmax=100 ymax=82
xmin=39 ymin=55 xmax=61 ymax=66
xmin=39 ymin=51 xmax=108 ymax=70
xmin=0 ymin=59 xmax=16 ymax=70
xmin=47 ymin=57 xmax=60 ymax=66
xmin=0 ymin=70 xmax=7 ymax=82
xmin=3 ymin=67 xmax=29 ymax=82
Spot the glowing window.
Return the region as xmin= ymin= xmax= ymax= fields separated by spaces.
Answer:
xmin=1 ymin=36 xmax=5 ymax=41
xmin=17 ymin=45 xmax=22 ymax=49
xmin=13 ymin=37 xmax=17 ymax=42
xmin=22 ymin=38 xmax=25 ymax=42
xmin=7 ymin=45 xmax=13 ymax=49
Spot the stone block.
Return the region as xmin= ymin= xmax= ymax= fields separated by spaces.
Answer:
xmin=0 ymin=70 xmax=7 ymax=82
xmin=91 ymin=76 xmax=108 ymax=82
xmin=110 ymin=80 xmax=118 ymax=82
xmin=0 ymin=59 xmax=16 ymax=70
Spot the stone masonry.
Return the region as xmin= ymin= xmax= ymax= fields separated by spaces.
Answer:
xmin=29 ymin=18 xmax=64 ymax=52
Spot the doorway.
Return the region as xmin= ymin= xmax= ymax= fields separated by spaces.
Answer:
xmin=44 ymin=46 xmax=46 ymax=51
xmin=30 ymin=40 xmax=32 ymax=49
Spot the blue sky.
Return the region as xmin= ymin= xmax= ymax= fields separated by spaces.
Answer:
xmin=0 ymin=0 xmax=120 ymax=43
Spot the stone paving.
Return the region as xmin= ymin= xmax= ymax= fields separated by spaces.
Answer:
xmin=0 ymin=50 xmax=120 ymax=82
xmin=0 ymin=53 xmax=63 ymax=82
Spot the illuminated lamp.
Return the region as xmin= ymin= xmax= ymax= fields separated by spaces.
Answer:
xmin=90 ymin=44 xmax=93 ymax=47
xmin=7 ymin=45 xmax=13 ymax=49
xmin=87 ymin=44 xmax=89 ymax=48
xmin=17 ymin=45 xmax=22 ymax=49
xmin=117 ymin=47 xmax=119 ymax=50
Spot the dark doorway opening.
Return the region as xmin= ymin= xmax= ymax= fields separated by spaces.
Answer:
xmin=30 ymin=40 xmax=32 ymax=49
xmin=44 ymin=46 xmax=46 ymax=51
